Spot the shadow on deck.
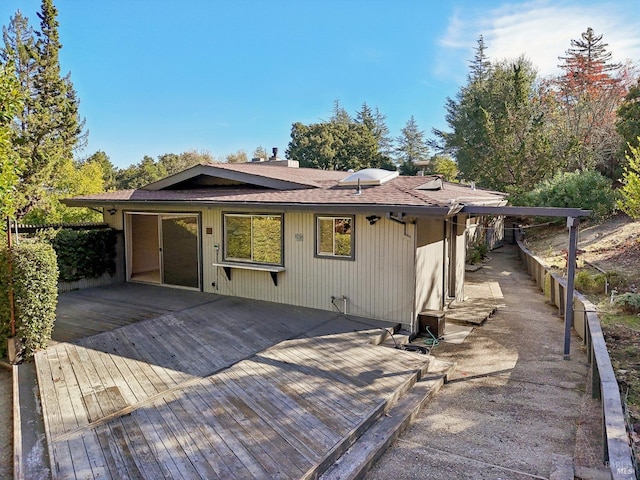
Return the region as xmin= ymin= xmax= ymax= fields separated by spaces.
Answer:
xmin=21 ymin=283 xmax=457 ymax=480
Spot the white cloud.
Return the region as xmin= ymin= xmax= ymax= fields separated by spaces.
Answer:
xmin=437 ymin=0 xmax=640 ymax=79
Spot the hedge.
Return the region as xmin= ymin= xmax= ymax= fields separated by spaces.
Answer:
xmin=45 ymin=228 xmax=117 ymax=282
xmin=0 ymin=241 xmax=58 ymax=358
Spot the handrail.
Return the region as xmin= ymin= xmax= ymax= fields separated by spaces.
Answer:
xmin=515 ymin=234 xmax=636 ymax=479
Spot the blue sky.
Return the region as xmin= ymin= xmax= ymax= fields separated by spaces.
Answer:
xmin=2 ymin=0 xmax=640 ymax=168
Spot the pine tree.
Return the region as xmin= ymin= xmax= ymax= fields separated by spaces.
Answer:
xmin=2 ymin=0 xmax=86 ymax=219
xmin=396 ymin=116 xmax=429 ymax=175
xmin=0 ymin=64 xmax=25 ymax=221
xmin=356 ymin=102 xmax=394 ymax=166
xmin=468 ymin=35 xmax=491 ymax=83
xmin=330 ymin=99 xmax=351 ymax=124
xmin=558 ymin=27 xmax=621 ymax=93
xmin=616 ymin=79 xmax=640 ymax=157
xmin=549 ymin=27 xmax=626 ymax=175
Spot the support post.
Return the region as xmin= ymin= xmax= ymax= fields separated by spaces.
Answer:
xmin=6 ymin=216 xmax=15 ymax=337
xmin=564 ymin=216 xmax=579 ymax=360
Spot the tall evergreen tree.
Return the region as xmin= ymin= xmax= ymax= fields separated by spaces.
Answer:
xmin=356 ymin=102 xmax=394 ymax=168
xmin=1 ymin=0 xmax=86 ymax=219
xmin=616 ymin=79 xmax=640 ymax=157
xmin=432 ymin=45 xmax=555 ymax=192
xmin=395 ymin=116 xmax=429 ymax=175
xmin=546 ymin=27 xmax=626 ymax=176
xmin=468 ymin=34 xmax=492 ymax=83
xmin=330 ymin=99 xmax=351 ymax=124
xmin=0 ymin=63 xmax=24 ymax=221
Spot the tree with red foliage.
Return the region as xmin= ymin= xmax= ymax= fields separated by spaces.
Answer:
xmin=542 ymin=27 xmax=631 ymax=178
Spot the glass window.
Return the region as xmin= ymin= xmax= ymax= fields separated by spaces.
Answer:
xmin=224 ymin=213 xmax=283 ymax=265
xmin=316 ymin=216 xmax=354 ymax=259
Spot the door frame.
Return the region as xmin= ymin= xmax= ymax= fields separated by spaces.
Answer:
xmin=124 ymin=211 xmax=202 ymax=290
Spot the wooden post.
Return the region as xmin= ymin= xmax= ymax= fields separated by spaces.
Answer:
xmin=564 ymin=216 xmax=579 ymax=360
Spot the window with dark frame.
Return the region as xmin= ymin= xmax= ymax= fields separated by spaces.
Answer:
xmin=224 ymin=213 xmax=283 ymax=265
xmin=316 ymin=215 xmax=354 ymax=259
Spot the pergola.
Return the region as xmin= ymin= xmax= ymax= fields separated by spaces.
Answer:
xmin=460 ymin=205 xmax=592 ymax=359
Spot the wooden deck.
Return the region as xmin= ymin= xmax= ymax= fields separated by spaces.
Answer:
xmin=38 ymin=284 xmax=433 ymax=479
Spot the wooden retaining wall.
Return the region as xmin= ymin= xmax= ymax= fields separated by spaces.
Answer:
xmin=516 ymin=232 xmax=636 ymax=479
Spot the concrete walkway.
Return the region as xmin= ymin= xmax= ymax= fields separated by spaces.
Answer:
xmin=366 ymin=246 xmax=602 ymax=480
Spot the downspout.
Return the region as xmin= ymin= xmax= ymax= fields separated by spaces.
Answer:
xmin=411 ymin=221 xmax=418 ymax=334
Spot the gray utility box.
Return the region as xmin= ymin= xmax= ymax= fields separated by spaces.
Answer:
xmin=418 ymin=310 xmax=446 ymax=338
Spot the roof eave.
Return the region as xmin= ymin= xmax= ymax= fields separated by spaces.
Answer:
xmin=61 ymin=198 xmax=456 ymax=217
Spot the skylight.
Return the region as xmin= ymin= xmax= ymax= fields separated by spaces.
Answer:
xmin=338 ymin=168 xmax=399 ymax=186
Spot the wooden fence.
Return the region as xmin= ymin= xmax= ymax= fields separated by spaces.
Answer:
xmin=515 ymin=231 xmax=637 ymax=479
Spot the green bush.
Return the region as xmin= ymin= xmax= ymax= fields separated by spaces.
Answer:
xmin=42 ymin=228 xmax=117 ymax=282
xmin=614 ymin=293 xmax=640 ymax=314
xmin=467 ymin=243 xmax=488 ymax=264
xmin=574 ymin=270 xmax=607 ymax=294
xmin=0 ymin=241 xmax=58 ymax=358
xmin=516 ymin=170 xmax=617 ymax=221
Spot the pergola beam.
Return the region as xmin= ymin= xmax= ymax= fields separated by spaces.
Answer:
xmin=460 ymin=205 xmax=591 ymax=217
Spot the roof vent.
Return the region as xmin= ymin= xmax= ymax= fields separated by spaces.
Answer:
xmin=338 ymin=168 xmax=399 ymax=187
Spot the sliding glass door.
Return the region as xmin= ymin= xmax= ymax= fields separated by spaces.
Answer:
xmin=126 ymin=213 xmax=201 ymax=289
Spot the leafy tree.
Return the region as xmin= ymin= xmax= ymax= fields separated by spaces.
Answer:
xmin=85 ymin=150 xmax=117 ymax=191
xmin=114 ymin=150 xmax=212 ymax=190
xmin=226 ymin=150 xmax=248 ymax=164
xmin=429 ymin=155 xmax=459 ymax=182
xmin=253 ymin=145 xmax=268 ymax=161
xmin=518 ymin=169 xmax=616 ymax=221
xmin=396 ymin=116 xmax=429 ymax=175
xmin=616 ymin=79 xmax=640 ymax=157
xmin=158 ymin=150 xmax=209 ymax=174
xmin=432 ymin=46 xmax=554 ymax=192
xmin=23 ymin=158 xmax=104 ymax=224
xmin=0 ymin=63 xmax=24 ymax=222
xmin=544 ymin=27 xmax=627 ymax=176
xmin=115 ymin=156 xmax=166 ymax=190
xmin=618 ymin=139 xmax=640 ymax=219
xmin=1 ymin=1 xmax=86 ymax=220
xmin=287 ymin=119 xmax=380 ymax=171
xmin=179 ymin=149 xmax=215 ymax=166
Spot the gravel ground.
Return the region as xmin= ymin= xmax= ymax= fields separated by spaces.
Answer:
xmin=0 ymin=367 xmax=12 ymax=480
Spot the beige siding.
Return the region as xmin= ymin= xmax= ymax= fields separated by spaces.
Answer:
xmin=104 ymin=206 xmax=419 ymax=327
xmin=453 ymin=215 xmax=467 ymax=302
xmin=202 ymin=210 xmax=416 ymax=326
xmin=414 ymin=218 xmax=445 ymax=319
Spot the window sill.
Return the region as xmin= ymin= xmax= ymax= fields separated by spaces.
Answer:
xmin=212 ymin=262 xmax=285 ymax=286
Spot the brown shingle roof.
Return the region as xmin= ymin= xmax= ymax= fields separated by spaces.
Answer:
xmin=65 ymin=164 xmax=506 ymax=213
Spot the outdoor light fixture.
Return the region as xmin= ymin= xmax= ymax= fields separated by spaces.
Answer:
xmin=366 ymin=215 xmax=381 ymax=225
xmin=107 ymin=208 xmax=117 ymax=216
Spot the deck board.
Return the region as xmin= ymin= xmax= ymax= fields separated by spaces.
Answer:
xmin=40 ymin=284 xmax=430 ymax=479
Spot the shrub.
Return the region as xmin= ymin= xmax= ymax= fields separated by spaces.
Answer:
xmin=614 ymin=293 xmax=640 ymax=314
xmin=618 ymin=140 xmax=640 ymax=219
xmin=467 ymin=243 xmax=488 ymax=264
xmin=574 ymin=270 xmax=607 ymax=294
xmin=0 ymin=241 xmax=58 ymax=358
xmin=42 ymin=228 xmax=117 ymax=282
xmin=516 ymin=169 xmax=617 ymax=221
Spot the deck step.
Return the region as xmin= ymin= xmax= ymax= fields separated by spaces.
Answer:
xmin=320 ymin=359 xmax=456 ymax=480
xmin=368 ymin=325 xmax=400 ymax=346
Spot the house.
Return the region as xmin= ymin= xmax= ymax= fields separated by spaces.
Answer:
xmin=63 ymin=160 xmax=507 ymax=333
